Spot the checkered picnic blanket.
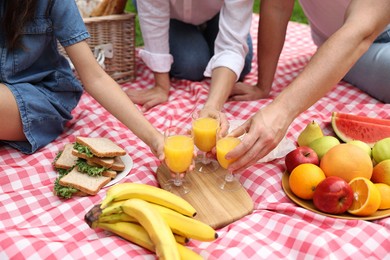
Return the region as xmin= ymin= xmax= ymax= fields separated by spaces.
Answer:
xmin=1 ymin=14 xmax=389 ymax=259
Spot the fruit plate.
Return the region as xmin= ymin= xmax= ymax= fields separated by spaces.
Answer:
xmin=281 ymin=171 xmax=390 ymax=221
xmin=104 ymin=154 xmax=133 ymax=187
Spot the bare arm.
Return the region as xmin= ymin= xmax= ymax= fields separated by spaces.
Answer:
xmin=229 ymin=0 xmax=294 ymax=101
xmin=257 ymin=0 xmax=295 ymax=95
xmin=64 ymin=41 xmax=164 ymax=158
xmin=204 ymin=67 xmax=237 ymax=111
xmin=273 ymin=0 xmax=390 ymax=120
xmin=228 ymin=0 xmax=390 ymax=172
xmin=126 ymin=0 xmax=171 ymax=111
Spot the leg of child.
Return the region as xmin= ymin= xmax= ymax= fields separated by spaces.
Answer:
xmin=0 ymin=83 xmax=25 ymax=141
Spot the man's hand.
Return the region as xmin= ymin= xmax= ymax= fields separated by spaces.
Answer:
xmin=229 ymin=82 xmax=271 ymax=101
xmin=226 ymin=107 xmax=292 ymax=173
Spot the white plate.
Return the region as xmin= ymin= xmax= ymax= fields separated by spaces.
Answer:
xmin=104 ymin=154 xmax=133 ymax=187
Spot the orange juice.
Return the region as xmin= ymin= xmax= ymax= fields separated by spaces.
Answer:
xmin=216 ymin=137 xmax=241 ymax=169
xmin=164 ymin=135 xmax=194 ymax=173
xmin=192 ymin=117 xmax=219 ymax=152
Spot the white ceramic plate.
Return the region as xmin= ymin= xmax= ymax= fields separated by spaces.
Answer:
xmin=104 ymin=154 xmax=133 ymax=187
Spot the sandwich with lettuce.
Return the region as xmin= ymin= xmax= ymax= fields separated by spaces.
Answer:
xmin=53 ymin=137 xmax=126 ymax=199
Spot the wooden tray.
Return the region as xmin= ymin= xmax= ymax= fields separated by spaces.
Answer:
xmin=156 ymin=164 xmax=254 ymax=229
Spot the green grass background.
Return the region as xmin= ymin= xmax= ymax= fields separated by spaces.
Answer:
xmin=125 ymin=0 xmax=308 ymax=47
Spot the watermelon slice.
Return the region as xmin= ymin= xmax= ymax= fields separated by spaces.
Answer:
xmin=333 ymin=112 xmax=390 ymax=126
xmin=331 ymin=112 xmax=390 ymax=147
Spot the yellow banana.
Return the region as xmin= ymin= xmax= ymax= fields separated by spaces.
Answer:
xmin=96 ymin=214 xmax=189 ymax=244
xmin=177 ymin=243 xmax=203 ymax=260
xmin=121 ymin=198 xmax=180 ymax=260
xmin=173 ymin=234 xmax=189 ymax=245
xmin=96 ymin=222 xmax=201 ymax=259
xmin=150 ymin=203 xmax=218 ymax=242
xmin=97 ymin=221 xmax=154 ymax=252
xmin=97 ymin=198 xmax=216 ymax=242
xmin=100 ymin=201 xmax=124 ymax=216
xmin=98 ymin=212 xmax=135 ymax=223
xmin=100 ymin=182 xmax=196 ymax=217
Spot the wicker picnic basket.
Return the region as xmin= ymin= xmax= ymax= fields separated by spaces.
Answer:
xmin=59 ymin=13 xmax=136 ymax=83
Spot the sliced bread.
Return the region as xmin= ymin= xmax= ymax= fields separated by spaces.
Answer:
xmin=102 ymin=169 xmax=118 ymax=179
xmin=55 ymin=143 xmax=78 ymax=170
xmin=72 ymin=149 xmax=115 ymax=168
xmin=75 ymin=136 xmax=127 ymax=157
xmin=59 ymin=168 xmax=111 ymax=195
xmin=110 ymin=156 xmax=125 ymax=171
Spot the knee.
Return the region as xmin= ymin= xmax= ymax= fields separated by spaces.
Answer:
xmin=343 ymin=43 xmax=390 ymax=102
xmin=170 ymin=51 xmax=210 ymax=81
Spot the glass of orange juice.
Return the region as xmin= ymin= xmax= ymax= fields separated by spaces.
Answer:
xmin=163 ymin=126 xmax=194 ymax=194
xmin=192 ymin=109 xmax=220 ymax=173
xmin=216 ymin=128 xmax=246 ymax=191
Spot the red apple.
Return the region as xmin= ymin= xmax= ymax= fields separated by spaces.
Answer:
xmin=285 ymin=146 xmax=319 ymax=173
xmin=313 ymin=176 xmax=354 ymax=214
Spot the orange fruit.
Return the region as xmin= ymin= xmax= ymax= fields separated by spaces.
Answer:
xmin=348 ymin=177 xmax=381 ymax=216
xmin=371 ymin=159 xmax=390 ymax=186
xmin=289 ymin=163 xmax=326 ymax=200
xmin=320 ymin=144 xmax=373 ymax=183
xmin=374 ymin=183 xmax=390 ymax=210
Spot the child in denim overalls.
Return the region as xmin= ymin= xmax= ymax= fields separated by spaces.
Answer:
xmin=0 ymin=0 xmax=165 ymax=157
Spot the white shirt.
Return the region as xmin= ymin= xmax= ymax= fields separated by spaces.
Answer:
xmin=137 ymin=0 xmax=253 ymax=79
xmin=299 ymin=0 xmax=390 ymax=45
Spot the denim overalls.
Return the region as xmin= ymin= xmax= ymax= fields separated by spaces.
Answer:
xmin=0 ymin=0 xmax=90 ymax=153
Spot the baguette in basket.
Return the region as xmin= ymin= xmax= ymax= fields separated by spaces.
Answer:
xmin=90 ymin=0 xmax=127 ymax=16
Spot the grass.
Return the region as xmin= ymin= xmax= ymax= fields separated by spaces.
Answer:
xmin=126 ymin=0 xmax=308 ymax=47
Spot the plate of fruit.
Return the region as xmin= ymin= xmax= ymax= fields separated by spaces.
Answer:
xmin=282 ymin=112 xmax=390 ymax=220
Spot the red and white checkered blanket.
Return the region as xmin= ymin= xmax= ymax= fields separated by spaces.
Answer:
xmin=1 ymin=14 xmax=389 ymax=259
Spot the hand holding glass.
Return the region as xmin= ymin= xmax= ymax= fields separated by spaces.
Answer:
xmin=163 ymin=127 xmax=194 ymax=194
xmin=192 ymin=109 xmax=220 ymax=173
xmin=216 ymin=134 xmax=244 ymax=191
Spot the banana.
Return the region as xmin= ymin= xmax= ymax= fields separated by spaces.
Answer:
xmin=98 ymin=212 xmax=135 ymax=223
xmin=84 ymin=204 xmax=103 ymax=228
xmin=101 ymin=201 xmax=124 ymax=216
xmin=173 ymin=234 xmax=190 ymax=245
xmin=121 ymin=198 xmax=180 ymax=260
xmin=177 ymin=243 xmax=203 ymax=260
xmin=97 ymin=221 xmax=154 ymax=252
xmin=95 ymin=221 xmax=201 ymax=259
xmin=150 ymin=203 xmax=218 ymax=242
xmin=100 ymin=182 xmax=196 ymax=217
xmin=96 ymin=198 xmax=216 ymax=241
xmin=96 ymin=213 xmax=189 ymax=244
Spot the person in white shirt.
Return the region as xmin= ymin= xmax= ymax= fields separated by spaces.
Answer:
xmin=127 ymin=0 xmax=254 ymax=113
xmin=226 ymin=0 xmax=390 ymax=172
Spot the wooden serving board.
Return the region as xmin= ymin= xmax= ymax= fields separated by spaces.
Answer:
xmin=156 ymin=164 xmax=254 ymax=229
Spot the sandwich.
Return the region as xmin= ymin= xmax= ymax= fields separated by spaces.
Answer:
xmin=58 ymin=167 xmax=111 ymax=196
xmin=53 ymin=137 xmax=127 ymax=199
xmin=73 ymin=136 xmax=127 ymax=158
xmin=54 ymin=143 xmax=78 ymax=171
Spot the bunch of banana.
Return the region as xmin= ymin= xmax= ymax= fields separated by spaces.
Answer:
xmin=85 ymin=183 xmax=218 ymax=259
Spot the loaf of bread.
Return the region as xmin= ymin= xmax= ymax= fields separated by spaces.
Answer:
xmin=90 ymin=0 xmax=127 ymax=17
